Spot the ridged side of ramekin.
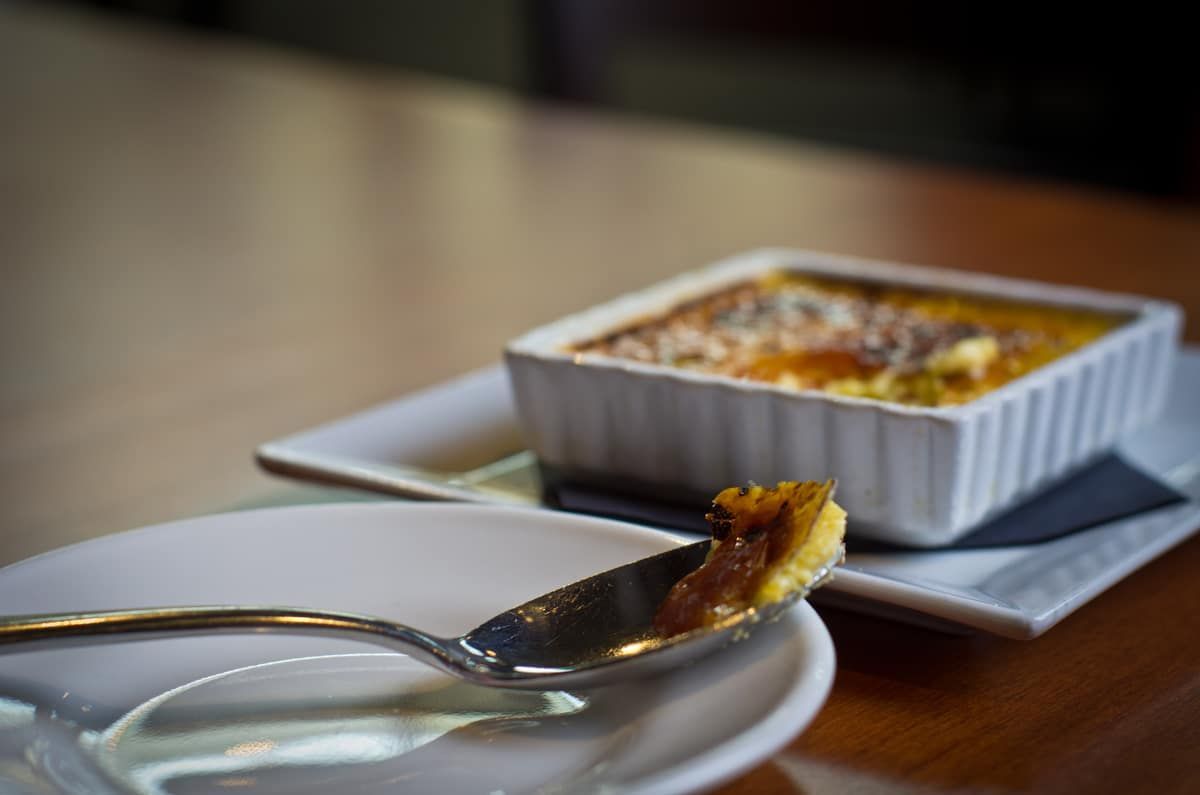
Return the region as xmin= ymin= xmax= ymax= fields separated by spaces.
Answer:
xmin=505 ymin=249 xmax=1182 ymax=546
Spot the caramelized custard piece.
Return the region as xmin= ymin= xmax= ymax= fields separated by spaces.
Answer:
xmin=653 ymin=480 xmax=846 ymax=637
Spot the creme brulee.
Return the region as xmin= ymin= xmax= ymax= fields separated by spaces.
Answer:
xmin=653 ymin=480 xmax=845 ymax=637
xmin=571 ymin=272 xmax=1124 ymax=407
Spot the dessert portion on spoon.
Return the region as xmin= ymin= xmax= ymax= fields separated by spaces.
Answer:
xmin=655 ymin=480 xmax=846 ymax=637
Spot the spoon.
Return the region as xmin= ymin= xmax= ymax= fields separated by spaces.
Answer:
xmin=0 ymin=539 xmax=835 ymax=690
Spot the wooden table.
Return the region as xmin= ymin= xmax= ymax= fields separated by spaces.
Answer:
xmin=2 ymin=6 xmax=1197 ymax=793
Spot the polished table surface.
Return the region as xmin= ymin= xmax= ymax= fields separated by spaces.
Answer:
xmin=2 ymin=6 xmax=1198 ymax=794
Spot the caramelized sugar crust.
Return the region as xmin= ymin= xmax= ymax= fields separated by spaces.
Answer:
xmin=573 ymin=273 xmax=1123 ymax=406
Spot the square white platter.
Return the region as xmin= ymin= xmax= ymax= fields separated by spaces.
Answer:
xmin=257 ymin=349 xmax=1200 ymax=639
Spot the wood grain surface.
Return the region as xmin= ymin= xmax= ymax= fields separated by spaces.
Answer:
xmin=1 ymin=6 xmax=1197 ymax=793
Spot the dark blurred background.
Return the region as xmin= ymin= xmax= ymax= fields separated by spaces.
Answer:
xmin=64 ymin=0 xmax=1199 ymax=200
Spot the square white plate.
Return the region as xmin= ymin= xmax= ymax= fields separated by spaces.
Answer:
xmin=257 ymin=350 xmax=1200 ymax=639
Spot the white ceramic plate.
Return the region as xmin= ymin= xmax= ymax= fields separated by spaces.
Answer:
xmin=0 ymin=503 xmax=835 ymax=795
xmin=257 ymin=349 xmax=1200 ymax=639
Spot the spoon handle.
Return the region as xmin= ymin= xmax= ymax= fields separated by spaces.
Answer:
xmin=0 ymin=606 xmax=474 ymax=679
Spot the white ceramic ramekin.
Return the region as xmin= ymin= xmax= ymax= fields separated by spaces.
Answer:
xmin=504 ymin=249 xmax=1182 ymax=546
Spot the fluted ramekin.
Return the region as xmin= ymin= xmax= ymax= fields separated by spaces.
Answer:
xmin=504 ymin=249 xmax=1181 ymax=546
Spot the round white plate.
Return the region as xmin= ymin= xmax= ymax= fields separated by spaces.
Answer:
xmin=0 ymin=503 xmax=835 ymax=794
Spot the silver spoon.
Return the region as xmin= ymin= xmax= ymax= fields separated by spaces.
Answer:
xmin=0 ymin=539 xmax=837 ymax=690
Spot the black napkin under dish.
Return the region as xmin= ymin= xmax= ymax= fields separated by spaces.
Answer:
xmin=542 ymin=454 xmax=1187 ymax=551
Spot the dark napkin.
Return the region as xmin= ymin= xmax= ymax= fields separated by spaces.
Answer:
xmin=542 ymin=454 xmax=1187 ymax=551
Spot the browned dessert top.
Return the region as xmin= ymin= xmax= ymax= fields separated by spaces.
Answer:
xmin=572 ymin=272 xmax=1123 ymax=406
